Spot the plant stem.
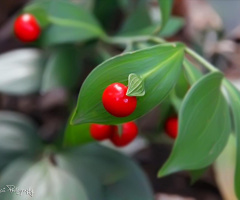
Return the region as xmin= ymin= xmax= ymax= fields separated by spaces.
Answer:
xmin=185 ymin=47 xmax=218 ymax=72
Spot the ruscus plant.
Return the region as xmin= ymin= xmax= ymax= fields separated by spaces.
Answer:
xmin=0 ymin=0 xmax=239 ymax=199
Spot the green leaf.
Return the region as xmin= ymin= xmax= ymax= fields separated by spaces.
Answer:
xmin=0 ymin=111 xmax=42 ymax=170
xmin=0 ymin=49 xmax=44 ymax=95
xmin=25 ymin=0 xmax=104 ymax=46
xmin=41 ymin=46 xmax=81 ymax=93
xmin=117 ymin=1 xmax=153 ymax=36
xmin=158 ymin=0 xmax=174 ymax=31
xmin=57 ymin=144 xmax=154 ymax=200
xmin=160 ymin=17 xmax=185 ymax=37
xmin=158 ymin=72 xmax=231 ymax=177
xmin=127 ymin=73 xmax=145 ymax=96
xmin=224 ymin=79 xmax=240 ymax=199
xmin=72 ymin=43 xmax=185 ymax=125
xmin=214 ymin=134 xmax=237 ymax=200
xmin=183 ymin=58 xmax=202 ymax=85
xmin=64 ymin=122 xmax=94 ymax=147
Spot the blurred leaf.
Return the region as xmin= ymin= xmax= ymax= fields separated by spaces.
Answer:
xmin=0 ymin=158 xmax=34 ymax=199
xmin=23 ymin=6 xmax=49 ymax=27
xmin=64 ymin=122 xmax=94 ymax=147
xmin=0 ymin=49 xmax=44 ymax=95
xmin=25 ymin=0 xmax=104 ymax=46
xmin=57 ymin=144 xmax=154 ymax=200
xmin=41 ymin=46 xmax=81 ymax=93
xmin=169 ymin=90 xmax=182 ymax=112
xmin=158 ymin=72 xmax=231 ymax=177
xmin=0 ymin=111 xmax=42 ymax=170
xmin=160 ymin=17 xmax=185 ymax=37
xmin=118 ymin=1 xmax=153 ymax=36
xmin=10 ymin=159 xmax=88 ymax=200
xmin=224 ymin=80 xmax=240 ymax=199
xmin=214 ymin=134 xmax=237 ymax=200
xmin=158 ymin=0 xmax=174 ymax=31
xmin=174 ymin=70 xmax=189 ymax=98
xmin=72 ymin=43 xmax=185 ymax=125
xmin=183 ymin=59 xmax=202 ymax=85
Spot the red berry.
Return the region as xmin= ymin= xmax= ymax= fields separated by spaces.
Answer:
xmin=14 ymin=13 xmax=41 ymax=42
xmin=90 ymin=124 xmax=112 ymax=141
xmin=165 ymin=117 xmax=178 ymax=139
xmin=102 ymin=83 xmax=137 ymax=117
xmin=110 ymin=122 xmax=138 ymax=147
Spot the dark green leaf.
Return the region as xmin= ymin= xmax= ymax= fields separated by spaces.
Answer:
xmin=0 ymin=111 xmax=42 ymax=170
xmin=158 ymin=72 xmax=231 ymax=177
xmin=127 ymin=73 xmax=145 ymax=96
xmin=0 ymin=49 xmax=44 ymax=95
xmin=41 ymin=46 xmax=81 ymax=93
xmin=224 ymin=80 xmax=240 ymax=199
xmin=57 ymin=144 xmax=154 ymax=200
xmin=117 ymin=1 xmax=153 ymax=36
xmin=72 ymin=43 xmax=185 ymax=125
xmin=160 ymin=17 xmax=185 ymax=37
xmin=158 ymin=0 xmax=174 ymax=31
xmin=24 ymin=5 xmax=49 ymax=27
xmin=25 ymin=0 xmax=104 ymax=46
xmin=183 ymin=58 xmax=202 ymax=85
xmin=64 ymin=122 xmax=94 ymax=147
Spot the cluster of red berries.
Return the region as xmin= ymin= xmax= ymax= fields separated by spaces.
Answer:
xmin=14 ymin=13 xmax=41 ymax=42
xmin=90 ymin=122 xmax=138 ymax=147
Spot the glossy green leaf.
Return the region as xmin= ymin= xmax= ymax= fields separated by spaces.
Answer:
xmin=158 ymin=0 xmax=174 ymax=31
xmin=72 ymin=43 xmax=185 ymax=125
xmin=158 ymin=72 xmax=231 ymax=177
xmin=0 ymin=111 xmax=42 ymax=170
xmin=183 ymin=58 xmax=202 ymax=85
xmin=160 ymin=17 xmax=185 ymax=37
xmin=0 ymin=49 xmax=44 ymax=95
xmin=64 ymin=123 xmax=93 ymax=147
xmin=127 ymin=73 xmax=145 ymax=96
xmin=57 ymin=144 xmax=154 ymax=200
xmin=41 ymin=46 xmax=81 ymax=93
xmin=214 ymin=134 xmax=237 ymax=200
xmin=25 ymin=0 xmax=104 ymax=46
xmin=224 ymin=79 xmax=240 ymax=199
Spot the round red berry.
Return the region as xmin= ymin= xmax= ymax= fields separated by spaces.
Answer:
xmin=14 ymin=13 xmax=41 ymax=42
xmin=110 ymin=122 xmax=138 ymax=147
xmin=165 ymin=117 xmax=178 ymax=139
xmin=90 ymin=124 xmax=112 ymax=141
xmin=102 ymin=83 xmax=137 ymax=117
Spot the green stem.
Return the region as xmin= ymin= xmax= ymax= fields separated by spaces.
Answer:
xmin=185 ymin=47 xmax=218 ymax=72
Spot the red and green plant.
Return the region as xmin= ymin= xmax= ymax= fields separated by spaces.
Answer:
xmin=0 ymin=0 xmax=239 ymax=199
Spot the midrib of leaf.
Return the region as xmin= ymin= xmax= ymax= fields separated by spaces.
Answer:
xmin=48 ymin=16 xmax=104 ymax=35
xmin=141 ymin=47 xmax=183 ymax=79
